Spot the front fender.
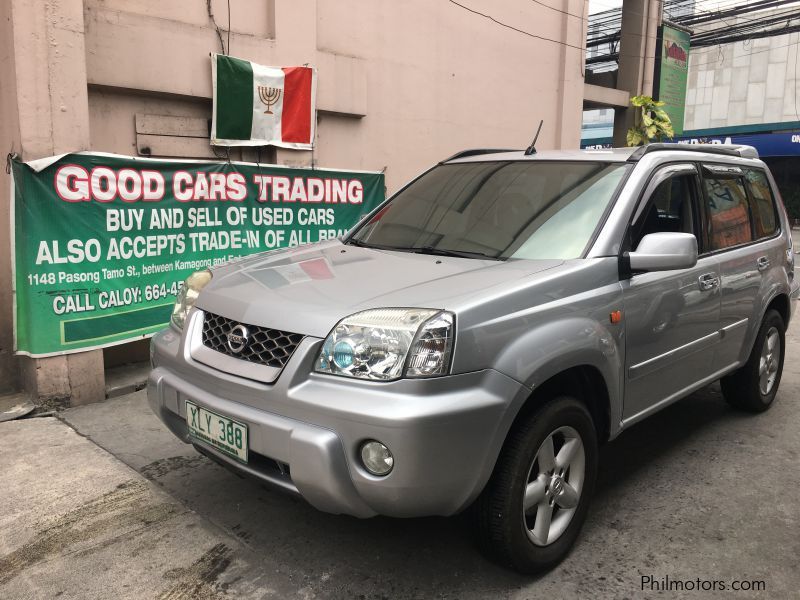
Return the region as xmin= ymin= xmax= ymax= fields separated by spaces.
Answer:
xmin=493 ymin=317 xmax=624 ymax=436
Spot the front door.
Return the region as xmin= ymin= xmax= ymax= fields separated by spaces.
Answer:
xmin=621 ymin=164 xmax=721 ymax=423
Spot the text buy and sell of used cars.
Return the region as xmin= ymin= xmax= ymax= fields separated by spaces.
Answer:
xmin=148 ymin=143 xmax=797 ymax=573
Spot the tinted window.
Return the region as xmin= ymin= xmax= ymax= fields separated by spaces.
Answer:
xmin=351 ymin=161 xmax=627 ymax=260
xmin=704 ymin=176 xmax=752 ymax=251
xmin=632 ymin=174 xmax=696 ymax=250
xmin=745 ymin=169 xmax=778 ymax=239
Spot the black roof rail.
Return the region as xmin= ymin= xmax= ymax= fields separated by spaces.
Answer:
xmin=440 ymin=148 xmax=520 ymax=163
xmin=627 ymin=143 xmax=759 ymax=161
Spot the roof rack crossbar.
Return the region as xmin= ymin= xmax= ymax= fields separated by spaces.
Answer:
xmin=440 ymin=148 xmax=520 ymax=163
xmin=627 ymin=143 xmax=759 ymax=161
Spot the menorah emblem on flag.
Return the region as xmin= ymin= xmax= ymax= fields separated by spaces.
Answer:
xmin=258 ymin=86 xmax=281 ymax=114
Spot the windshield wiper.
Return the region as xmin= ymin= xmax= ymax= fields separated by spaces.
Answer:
xmin=347 ymin=239 xmax=502 ymax=260
xmin=346 ymin=238 xmax=416 ymax=252
xmin=399 ymin=246 xmax=503 ymax=261
xmin=345 ymin=238 xmax=392 ymax=250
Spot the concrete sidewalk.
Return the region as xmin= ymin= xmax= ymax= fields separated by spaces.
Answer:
xmin=0 ymin=417 xmax=291 ymax=599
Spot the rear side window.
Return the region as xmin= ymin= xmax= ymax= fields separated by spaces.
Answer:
xmin=703 ymin=176 xmax=752 ymax=251
xmin=745 ymin=169 xmax=778 ymax=239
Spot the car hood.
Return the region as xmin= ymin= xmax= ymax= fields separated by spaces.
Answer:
xmin=196 ymin=239 xmax=563 ymax=337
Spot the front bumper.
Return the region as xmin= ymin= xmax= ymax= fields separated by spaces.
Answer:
xmin=147 ymin=313 xmax=528 ymax=518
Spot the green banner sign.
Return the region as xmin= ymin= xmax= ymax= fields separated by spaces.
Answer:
xmin=11 ymin=152 xmax=385 ymax=357
xmin=655 ymin=24 xmax=691 ymax=136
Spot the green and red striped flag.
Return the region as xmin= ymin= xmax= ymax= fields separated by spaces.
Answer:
xmin=211 ymin=54 xmax=316 ymax=149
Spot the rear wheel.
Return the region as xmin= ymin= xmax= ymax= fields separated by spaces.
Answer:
xmin=721 ymin=309 xmax=785 ymax=413
xmin=474 ymin=396 xmax=598 ymax=573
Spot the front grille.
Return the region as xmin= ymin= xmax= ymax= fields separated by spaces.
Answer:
xmin=201 ymin=311 xmax=304 ymax=369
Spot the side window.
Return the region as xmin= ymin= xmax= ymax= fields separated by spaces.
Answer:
xmin=703 ymin=175 xmax=752 ymax=251
xmin=631 ymin=173 xmax=697 ymax=250
xmin=745 ymin=169 xmax=778 ymax=239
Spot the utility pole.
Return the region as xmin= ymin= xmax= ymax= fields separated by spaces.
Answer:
xmin=613 ymin=0 xmax=663 ymax=146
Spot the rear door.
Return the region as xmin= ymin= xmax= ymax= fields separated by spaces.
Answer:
xmin=703 ymin=165 xmax=784 ymax=371
xmin=622 ymin=164 xmax=721 ymax=422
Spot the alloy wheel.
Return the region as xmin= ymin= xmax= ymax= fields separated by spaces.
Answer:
xmin=522 ymin=425 xmax=585 ymax=547
xmin=759 ymin=326 xmax=781 ymax=396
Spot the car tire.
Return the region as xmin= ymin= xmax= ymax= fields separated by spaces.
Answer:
xmin=473 ymin=396 xmax=598 ymax=573
xmin=720 ymin=309 xmax=785 ymax=413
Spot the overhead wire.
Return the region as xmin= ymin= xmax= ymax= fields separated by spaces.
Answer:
xmin=227 ymin=0 xmax=232 ymax=55
xmin=588 ymin=2 xmax=799 ymax=48
xmin=206 ymin=0 xmax=227 ymax=55
xmin=440 ymin=0 xmax=798 ymax=81
xmin=589 ymin=25 xmax=800 ymax=71
xmin=586 ymin=0 xmax=800 ymax=70
xmin=528 ymin=0 xmax=586 ymax=20
xmin=446 ymin=0 xmax=586 ymax=50
xmin=689 ymin=33 xmax=797 ymax=66
xmin=587 ymin=2 xmax=798 ymax=35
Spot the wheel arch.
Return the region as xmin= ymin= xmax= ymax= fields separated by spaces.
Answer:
xmin=461 ymin=361 xmax=617 ymax=514
xmin=741 ymin=291 xmax=792 ymax=362
xmin=516 ymin=365 xmax=612 ymax=445
xmin=766 ymin=292 xmax=790 ymax=331
xmin=461 ymin=316 xmax=624 ymax=512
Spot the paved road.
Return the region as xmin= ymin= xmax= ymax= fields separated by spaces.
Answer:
xmin=49 ymin=317 xmax=800 ymax=599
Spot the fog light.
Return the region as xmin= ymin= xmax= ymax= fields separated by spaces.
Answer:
xmin=360 ymin=440 xmax=393 ymax=476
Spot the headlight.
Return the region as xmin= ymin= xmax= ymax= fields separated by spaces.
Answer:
xmin=315 ymin=308 xmax=454 ymax=381
xmin=171 ymin=269 xmax=213 ymax=329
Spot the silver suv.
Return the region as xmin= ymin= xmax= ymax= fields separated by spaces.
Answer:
xmin=148 ymin=144 xmax=797 ymax=572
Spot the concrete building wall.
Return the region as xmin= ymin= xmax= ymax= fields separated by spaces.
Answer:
xmin=0 ymin=0 xmax=22 ymax=392
xmin=82 ymin=0 xmax=587 ymax=189
xmin=0 ymin=0 xmax=587 ymax=399
xmin=685 ymin=7 xmax=800 ymax=130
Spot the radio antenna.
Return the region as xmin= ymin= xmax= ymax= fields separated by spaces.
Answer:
xmin=524 ymin=120 xmax=544 ymax=156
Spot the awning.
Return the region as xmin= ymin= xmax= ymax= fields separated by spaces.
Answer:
xmin=675 ymin=132 xmax=800 ymax=157
xmin=581 ymin=131 xmax=800 ymax=157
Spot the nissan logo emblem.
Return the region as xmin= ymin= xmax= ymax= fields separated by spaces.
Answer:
xmin=227 ymin=324 xmax=249 ymax=354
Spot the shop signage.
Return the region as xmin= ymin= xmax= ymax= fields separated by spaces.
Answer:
xmin=655 ymin=23 xmax=691 ymax=135
xmin=10 ymin=152 xmax=384 ymax=356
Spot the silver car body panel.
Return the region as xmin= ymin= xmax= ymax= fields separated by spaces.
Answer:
xmin=149 ymin=146 xmax=798 ymax=518
xmin=198 ymin=239 xmax=564 ymax=339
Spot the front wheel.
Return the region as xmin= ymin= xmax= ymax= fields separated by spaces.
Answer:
xmin=721 ymin=309 xmax=785 ymax=413
xmin=473 ymin=396 xmax=598 ymax=573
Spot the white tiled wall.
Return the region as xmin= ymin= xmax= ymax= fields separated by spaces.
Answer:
xmin=686 ymin=28 xmax=800 ymax=129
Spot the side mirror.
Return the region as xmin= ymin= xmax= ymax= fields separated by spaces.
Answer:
xmin=627 ymin=232 xmax=698 ymax=272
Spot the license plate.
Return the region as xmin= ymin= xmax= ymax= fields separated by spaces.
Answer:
xmin=185 ymin=400 xmax=248 ymax=463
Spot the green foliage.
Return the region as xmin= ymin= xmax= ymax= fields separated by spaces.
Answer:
xmin=626 ymin=95 xmax=675 ymax=146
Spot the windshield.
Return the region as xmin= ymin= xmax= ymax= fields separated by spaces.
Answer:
xmin=349 ymin=161 xmax=628 ymax=260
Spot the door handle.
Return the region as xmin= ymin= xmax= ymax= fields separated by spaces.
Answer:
xmin=698 ymin=273 xmax=719 ymax=291
xmin=757 ymin=256 xmax=770 ymax=271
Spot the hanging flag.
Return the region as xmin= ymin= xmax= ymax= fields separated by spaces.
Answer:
xmin=211 ymin=53 xmax=316 ymax=149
